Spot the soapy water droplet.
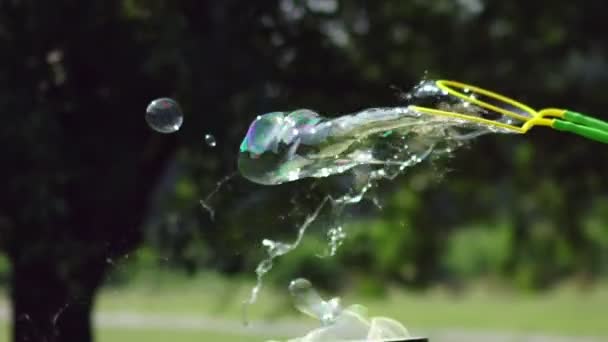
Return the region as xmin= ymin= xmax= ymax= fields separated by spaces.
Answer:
xmin=51 ymin=303 xmax=70 ymax=327
xmin=199 ymin=173 xmax=237 ymax=221
xmin=205 ymin=134 xmax=217 ymax=147
xmin=325 ymin=225 xmax=346 ymax=257
xmin=145 ymin=98 xmax=183 ymax=133
xmin=289 ymin=278 xmax=342 ymax=325
xmin=263 ymin=239 xmax=293 ymax=256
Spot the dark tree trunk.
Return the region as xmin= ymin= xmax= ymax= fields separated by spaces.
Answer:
xmin=10 ymin=251 xmax=105 ymax=342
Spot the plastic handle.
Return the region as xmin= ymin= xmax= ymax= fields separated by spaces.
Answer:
xmin=553 ymin=119 xmax=608 ymax=144
xmin=564 ymin=111 xmax=608 ymax=132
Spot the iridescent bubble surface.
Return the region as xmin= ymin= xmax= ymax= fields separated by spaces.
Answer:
xmin=145 ymin=98 xmax=183 ymax=133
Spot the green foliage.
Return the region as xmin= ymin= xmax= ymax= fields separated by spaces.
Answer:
xmin=581 ymin=197 xmax=608 ymax=277
xmin=442 ymin=223 xmax=512 ymax=279
xmin=0 ymin=253 xmax=8 ymax=286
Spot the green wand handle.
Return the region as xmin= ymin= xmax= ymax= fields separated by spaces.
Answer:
xmin=552 ymin=111 xmax=608 ymax=144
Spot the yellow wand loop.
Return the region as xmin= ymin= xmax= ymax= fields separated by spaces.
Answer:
xmin=410 ymin=80 xmax=608 ymax=144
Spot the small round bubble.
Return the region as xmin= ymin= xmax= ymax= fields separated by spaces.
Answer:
xmin=204 ymin=134 xmax=217 ymax=147
xmin=145 ymin=98 xmax=183 ymax=133
xmin=289 ymin=278 xmax=313 ymax=295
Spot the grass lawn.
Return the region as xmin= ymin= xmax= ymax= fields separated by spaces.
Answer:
xmin=2 ymin=274 xmax=608 ymax=341
xmin=0 ymin=322 xmax=265 ymax=342
xmin=96 ymin=273 xmax=608 ymax=338
xmin=97 ymin=328 xmax=265 ymax=342
xmin=359 ymin=285 xmax=608 ymax=337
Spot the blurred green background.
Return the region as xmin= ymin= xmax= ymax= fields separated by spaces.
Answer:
xmin=1 ymin=0 xmax=607 ymax=341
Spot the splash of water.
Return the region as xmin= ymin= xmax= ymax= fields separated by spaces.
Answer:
xmin=199 ymin=172 xmax=237 ymax=221
xmin=205 ymin=133 xmax=217 ymax=147
xmin=243 ymin=195 xmax=332 ymax=318
xmin=325 ymin=225 xmax=346 ymax=257
xmin=289 ymin=278 xmax=342 ymax=325
xmin=240 ymin=80 xmax=513 ymax=321
xmin=267 ymin=278 xmax=412 ymax=342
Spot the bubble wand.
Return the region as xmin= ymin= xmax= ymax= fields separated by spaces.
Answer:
xmin=412 ymin=80 xmax=608 ymax=144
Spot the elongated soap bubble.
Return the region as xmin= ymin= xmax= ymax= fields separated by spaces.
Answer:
xmin=239 ymin=80 xmax=511 ymax=185
xmin=146 ymin=97 xmax=183 ymax=133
